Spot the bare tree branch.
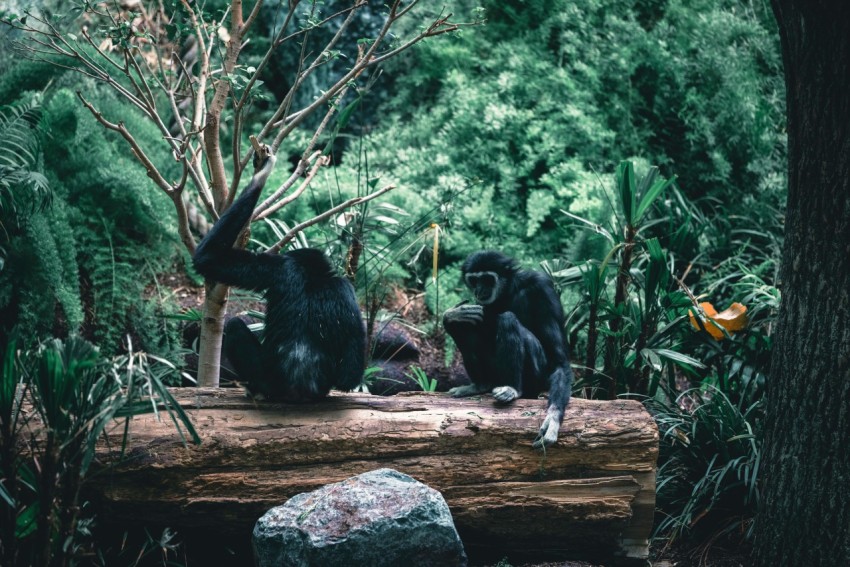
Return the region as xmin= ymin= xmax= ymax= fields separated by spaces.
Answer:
xmin=76 ymin=91 xmax=173 ymax=195
xmin=204 ymin=0 xmax=246 ymax=211
xmin=170 ymin=186 xmax=198 ymax=253
xmin=254 ymin=153 xmax=330 ymax=220
xmin=80 ymin=27 xmax=125 ymax=74
xmin=252 ymin=150 xmax=324 ymax=218
xmin=3 ymin=0 xmax=466 ymax=389
xmin=267 ymin=184 xmax=396 ymax=253
xmin=368 ymin=14 xmax=459 ymax=66
xmin=243 ymin=0 xmax=265 ymax=35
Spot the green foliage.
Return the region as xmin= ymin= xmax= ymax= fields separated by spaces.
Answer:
xmin=0 ymin=96 xmax=81 ymax=342
xmin=632 ymin=0 xmax=785 ymax=200
xmin=554 ymin=160 xmax=695 ymax=398
xmin=554 ymin=160 xmax=775 ymax=548
xmin=0 ymin=84 xmax=183 ymax=356
xmin=3 ymin=210 xmax=83 ymax=337
xmin=405 ymin=365 xmax=437 ymax=392
xmin=0 ymin=99 xmax=51 ymax=229
xmin=0 ymin=1 xmax=786 ymax=553
xmin=365 ymin=0 xmax=784 ymax=268
xmin=0 ymin=334 xmax=198 ymax=566
xmin=648 ymin=386 xmax=762 ymax=544
xmin=0 ymin=59 xmax=61 ymax=107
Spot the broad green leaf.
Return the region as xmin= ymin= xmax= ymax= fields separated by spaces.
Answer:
xmin=654 ymin=348 xmax=706 ymax=369
xmin=635 ymin=174 xmax=676 ymax=222
xmin=616 ymin=160 xmax=636 ymax=224
xmin=561 ymin=210 xmax=615 ymax=244
xmin=16 ymin=501 xmax=38 ymax=539
xmin=336 ymin=97 xmax=360 ymax=130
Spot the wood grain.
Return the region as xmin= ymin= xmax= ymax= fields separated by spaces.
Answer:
xmin=87 ymin=389 xmax=658 ymax=562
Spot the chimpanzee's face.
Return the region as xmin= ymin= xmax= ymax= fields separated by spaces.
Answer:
xmin=464 ymin=271 xmax=502 ymax=305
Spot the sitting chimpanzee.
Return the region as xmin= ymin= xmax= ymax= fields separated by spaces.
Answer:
xmin=193 ymin=152 xmax=365 ymax=400
xmin=443 ymin=250 xmax=574 ymax=447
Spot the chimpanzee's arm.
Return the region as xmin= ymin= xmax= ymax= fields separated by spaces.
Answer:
xmin=443 ymin=302 xmax=487 ymax=386
xmin=522 ymin=273 xmax=570 ymax=369
xmin=522 ymin=273 xmax=574 ymax=448
xmin=193 ymin=156 xmax=281 ymax=292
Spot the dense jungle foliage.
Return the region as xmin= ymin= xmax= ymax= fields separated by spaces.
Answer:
xmin=0 ymin=0 xmax=784 ymax=563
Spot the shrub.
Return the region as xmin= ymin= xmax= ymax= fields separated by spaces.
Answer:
xmin=0 ymin=334 xmax=197 ymax=567
xmin=648 ymin=386 xmax=762 ymax=545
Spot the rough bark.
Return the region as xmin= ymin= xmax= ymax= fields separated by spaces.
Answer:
xmin=755 ymin=2 xmax=850 ymax=566
xmin=87 ymin=390 xmax=658 ymax=564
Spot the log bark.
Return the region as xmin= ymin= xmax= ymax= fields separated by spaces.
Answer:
xmin=87 ymin=389 xmax=658 ymax=564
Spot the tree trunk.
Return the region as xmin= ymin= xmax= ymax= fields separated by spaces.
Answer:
xmin=196 ymin=283 xmax=229 ymax=387
xmin=87 ymin=390 xmax=658 ymax=564
xmin=755 ymin=3 xmax=850 ymax=565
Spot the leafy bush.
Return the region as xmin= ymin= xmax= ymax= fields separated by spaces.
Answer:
xmin=649 ymin=386 xmax=762 ymax=545
xmin=0 ymin=99 xmax=51 ymax=230
xmin=552 ymin=160 xmax=776 ymax=549
xmin=0 ymin=83 xmax=184 ymax=357
xmin=361 ymin=0 xmax=784 ymax=270
xmin=0 ymin=334 xmax=198 ymax=567
xmin=549 ymin=161 xmax=702 ymax=398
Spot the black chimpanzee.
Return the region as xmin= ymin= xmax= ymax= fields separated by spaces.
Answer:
xmin=193 ymin=152 xmax=365 ymax=401
xmin=443 ymin=250 xmax=574 ymax=447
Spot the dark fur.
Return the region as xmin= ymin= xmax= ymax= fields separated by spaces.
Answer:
xmin=193 ymin=158 xmax=364 ymax=400
xmin=444 ymin=250 xmax=573 ymax=446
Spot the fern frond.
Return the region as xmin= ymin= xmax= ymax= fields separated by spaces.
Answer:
xmin=0 ymin=101 xmax=41 ymax=168
xmin=0 ymin=100 xmax=52 ymax=220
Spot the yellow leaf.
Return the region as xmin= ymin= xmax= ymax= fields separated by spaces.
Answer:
xmin=689 ymin=302 xmax=748 ymax=340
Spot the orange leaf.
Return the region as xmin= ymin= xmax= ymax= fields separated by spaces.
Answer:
xmin=689 ymin=302 xmax=748 ymax=340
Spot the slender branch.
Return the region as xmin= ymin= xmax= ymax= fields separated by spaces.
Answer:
xmin=273 ymin=3 xmax=362 ymax=48
xmin=253 ymin=150 xmax=323 ymax=217
xmin=368 ymin=15 xmax=459 ymax=66
xmin=166 ymin=88 xmax=189 ymax=139
xmin=269 ymin=0 xmax=410 ymax=150
xmin=243 ymin=4 xmax=319 ymax=169
xmin=254 ymin=154 xmax=330 ymax=220
xmin=125 ymin=49 xmax=159 ymax=111
xmin=179 ymin=0 xmax=211 ymax=134
xmin=21 ymin=33 xmax=74 ymax=57
xmin=39 ymin=13 xmax=150 ymax=108
xmin=303 ymin=80 xmax=354 ymax=156
xmin=395 ymin=0 xmax=421 ymax=19
xmin=267 ymin=184 xmax=396 ymax=253
xmin=76 ymin=91 xmax=173 ymax=195
xmin=243 ymin=0 xmax=265 ymax=34
xmin=171 ymin=188 xmax=197 ymax=253
xmin=204 ymin=1 xmax=245 ymax=211
xmin=235 ymin=6 xmax=299 ymax=112
xmin=240 ymin=1 xmax=364 ymax=173
xmin=80 ymin=27 xmax=125 ymax=74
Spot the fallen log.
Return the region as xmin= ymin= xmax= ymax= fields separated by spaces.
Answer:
xmin=87 ymin=389 xmax=658 ymax=564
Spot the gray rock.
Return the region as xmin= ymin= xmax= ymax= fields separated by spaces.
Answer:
xmin=371 ymin=321 xmax=421 ymax=361
xmin=253 ymin=468 xmax=467 ymax=567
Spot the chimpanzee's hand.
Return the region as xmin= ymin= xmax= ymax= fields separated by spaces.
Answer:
xmin=442 ymin=301 xmax=484 ymax=325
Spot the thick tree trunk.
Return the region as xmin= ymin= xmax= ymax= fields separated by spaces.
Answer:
xmin=755 ymin=2 xmax=850 ymax=566
xmin=87 ymin=390 xmax=658 ymax=564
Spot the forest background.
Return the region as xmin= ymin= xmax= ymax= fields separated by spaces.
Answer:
xmin=0 ymin=0 xmax=785 ymax=564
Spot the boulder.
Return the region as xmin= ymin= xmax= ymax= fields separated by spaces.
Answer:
xmin=371 ymin=321 xmax=421 ymax=361
xmin=253 ymin=468 xmax=468 ymax=567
